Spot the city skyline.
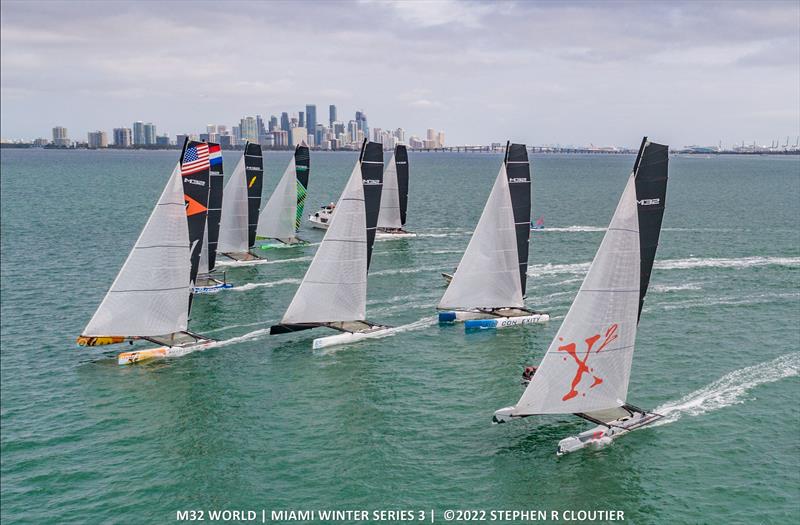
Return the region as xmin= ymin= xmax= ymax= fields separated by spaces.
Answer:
xmin=1 ymin=1 xmax=799 ymax=147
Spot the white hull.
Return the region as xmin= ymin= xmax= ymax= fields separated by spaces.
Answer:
xmin=117 ymin=340 xmax=214 ymax=365
xmin=376 ymin=231 xmax=417 ymax=239
xmin=465 ymin=313 xmax=550 ymax=329
xmin=312 ymin=326 xmax=393 ymax=350
xmin=308 ymin=215 xmax=330 ymax=229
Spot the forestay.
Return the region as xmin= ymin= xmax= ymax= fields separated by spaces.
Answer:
xmin=438 ymin=162 xmax=523 ymax=310
xmin=83 ymin=164 xmax=190 ymax=337
xmin=281 ymin=161 xmax=368 ymax=324
xmin=512 ymin=174 xmax=641 ymax=415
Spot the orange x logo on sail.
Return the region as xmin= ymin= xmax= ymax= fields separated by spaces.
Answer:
xmin=558 ymin=323 xmax=618 ymax=401
xmin=184 ymin=195 xmax=208 ymax=216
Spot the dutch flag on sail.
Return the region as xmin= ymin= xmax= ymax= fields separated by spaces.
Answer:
xmin=181 ymin=143 xmax=210 ymax=176
xmin=208 ymin=143 xmax=223 ymax=167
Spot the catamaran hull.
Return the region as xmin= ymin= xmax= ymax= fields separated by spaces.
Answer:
xmin=556 ymin=411 xmax=663 ymax=456
xmin=258 ymin=241 xmax=308 ymax=250
xmin=117 ymin=340 xmax=215 ymax=365
xmin=375 ymin=231 xmax=417 ymax=239
xmin=192 ymin=282 xmax=233 ymax=294
xmin=464 ymin=313 xmax=549 ymax=329
xmin=312 ymin=327 xmax=394 ymax=350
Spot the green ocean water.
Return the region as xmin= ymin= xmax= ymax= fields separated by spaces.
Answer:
xmin=1 ymin=149 xmax=798 ymax=524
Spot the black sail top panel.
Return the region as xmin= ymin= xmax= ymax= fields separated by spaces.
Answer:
xmin=207 ymin=142 xmax=223 ymax=272
xmin=504 ymin=142 xmax=532 ymax=297
xmin=360 ymin=141 xmax=384 ymax=270
xmin=294 ymin=145 xmax=311 ymax=230
xmin=244 ymin=142 xmax=264 ymax=247
xmin=180 ymin=140 xmax=211 ymax=287
xmin=394 ymin=145 xmax=410 ymax=226
xmin=633 ymin=137 xmax=669 ymax=320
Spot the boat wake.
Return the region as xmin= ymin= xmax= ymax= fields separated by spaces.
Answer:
xmin=538 ymin=225 xmax=606 ymax=233
xmin=651 ymin=283 xmax=702 ymax=293
xmin=315 ymin=316 xmax=438 ymax=355
xmin=651 ymin=353 xmax=800 ymax=427
xmin=372 ymin=264 xmax=451 ymax=277
xmin=231 ymin=278 xmax=302 ymax=292
xmin=215 ymin=256 xmax=312 ymax=267
xmin=658 ymin=291 xmax=799 ymax=311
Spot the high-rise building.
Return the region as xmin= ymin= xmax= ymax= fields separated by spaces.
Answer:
xmin=280 ymin=112 xmax=290 ymax=133
xmin=272 ymin=130 xmax=288 ymax=147
xmin=333 ymin=121 xmax=345 ymax=137
xmin=256 ymin=115 xmax=267 ymax=143
xmin=291 ymin=127 xmax=308 ymax=147
xmin=347 ymin=120 xmax=358 ymax=143
xmin=437 ymin=131 xmax=445 ymax=148
xmin=52 ymin=126 xmax=69 ymax=147
xmin=207 ymin=124 xmax=217 ymax=135
xmin=329 ymin=104 xmax=337 ymax=127
xmin=305 ymin=105 xmax=317 ymax=140
xmin=269 ymin=115 xmax=278 ymax=132
xmin=87 ymin=131 xmax=108 ymax=148
xmin=372 ymin=127 xmax=382 ymax=143
xmin=218 ymin=134 xmax=233 ymax=148
xmin=144 ymin=122 xmax=156 ymax=145
xmin=156 ymin=135 xmax=170 ymax=146
xmin=240 ymin=116 xmax=258 ymax=143
xmin=315 ymin=124 xmax=325 ymax=148
xmin=426 ymin=128 xmax=435 ymax=141
xmin=394 ymin=127 xmax=405 ymax=143
xmin=133 ymin=121 xmax=145 ymax=145
xmin=176 ymin=134 xmax=189 ymax=146
xmin=299 ymin=111 xmax=305 ymax=129
xmin=232 ymin=126 xmax=241 ymax=145
xmin=355 ymin=110 xmax=368 ymax=140
xmin=113 ymin=128 xmax=132 ymax=147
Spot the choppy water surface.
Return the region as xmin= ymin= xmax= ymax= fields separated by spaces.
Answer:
xmin=1 ymin=149 xmax=798 ymax=523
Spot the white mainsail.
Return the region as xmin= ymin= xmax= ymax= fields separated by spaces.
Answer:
xmin=83 ymin=164 xmax=190 ymax=337
xmin=282 ymin=160 xmax=367 ymax=324
xmin=256 ymin=156 xmax=297 ymax=242
xmin=216 ymin=154 xmax=249 ymax=253
xmin=438 ymin=163 xmax=523 ymax=310
xmin=512 ymin=174 xmax=640 ymax=415
xmin=376 ymin=153 xmax=402 ymax=229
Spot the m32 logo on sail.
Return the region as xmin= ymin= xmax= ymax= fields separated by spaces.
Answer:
xmin=637 ymin=198 xmax=660 ymax=206
xmin=508 ymin=177 xmax=529 ymax=183
xmin=363 ymin=179 xmax=382 ymax=185
xmin=558 ymin=324 xmax=618 ymax=401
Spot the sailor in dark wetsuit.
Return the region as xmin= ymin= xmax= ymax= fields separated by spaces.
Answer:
xmin=522 ymin=366 xmax=537 ymax=382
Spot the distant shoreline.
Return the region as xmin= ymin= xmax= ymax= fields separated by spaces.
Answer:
xmin=1 ymin=143 xmax=798 ymax=155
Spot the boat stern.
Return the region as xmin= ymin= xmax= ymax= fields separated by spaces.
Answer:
xmin=492 ymin=406 xmax=518 ymax=424
xmin=117 ymin=347 xmax=168 ymax=365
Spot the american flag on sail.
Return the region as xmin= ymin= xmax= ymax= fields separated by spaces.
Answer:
xmin=181 ymin=143 xmax=210 ymax=176
xmin=208 ymin=143 xmax=223 ymax=167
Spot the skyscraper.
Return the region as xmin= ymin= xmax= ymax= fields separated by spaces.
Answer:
xmin=144 ymin=123 xmax=156 ymax=145
xmin=280 ymin=112 xmax=290 ymax=133
xmin=132 ymin=121 xmax=145 ymax=145
xmin=87 ymin=131 xmax=108 ymax=148
xmin=329 ymin=104 xmax=337 ymax=127
xmin=305 ymin=105 xmax=317 ymax=142
xmin=240 ymin=116 xmax=258 ymax=143
xmin=299 ymin=111 xmax=305 ymax=129
xmin=355 ymin=110 xmax=368 ymax=141
xmin=256 ymin=115 xmax=267 ymax=143
xmin=315 ymin=124 xmax=325 ymax=148
xmin=269 ymin=115 xmax=278 ymax=132
xmin=52 ymin=126 xmax=69 ymax=147
xmin=113 ymin=128 xmax=132 ymax=147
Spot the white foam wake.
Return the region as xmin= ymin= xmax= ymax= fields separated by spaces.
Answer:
xmin=651 ymin=353 xmax=800 ymax=427
xmin=537 ymin=225 xmax=607 ymax=233
xmin=315 ymin=316 xmax=438 ymax=355
xmin=215 ymin=256 xmax=312 ymax=267
xmin=231 ymin=278 xmax=301 ymax=292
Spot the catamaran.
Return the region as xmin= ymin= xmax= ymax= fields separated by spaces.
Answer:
xmin=216 ymin=141 xmax=265 ymax=263
xmin=493 ymin=137 xmax=669 ymax=455
xmin=270 ymin=140 xmax=392 ymax=349
xmin=255 ymin=144 xmax=311 ymax=249
xmin=437 ymin=142 xmax=548 ymax=329
xmin=77 ymin=140 xmax=216 ymax=365
xmin=376 ymin=144 xmax=415 ymax=239
xmin=194 ymin=142 xmax=232 ymax=293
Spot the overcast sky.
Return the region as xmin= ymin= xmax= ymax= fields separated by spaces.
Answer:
xmin=1 ymin=0 xmax=798 ymax=147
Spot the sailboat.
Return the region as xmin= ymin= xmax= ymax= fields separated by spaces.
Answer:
xmin=437 ymin=142 xmax=549 ymax=329
xmin=493 ymin=137 xmax=669 ymax=455
xmin=531 ymin=215 xmax=545 ymax=230
xmin=255 ymin=144 xmax=311 ymax=248
xmin=216 ymin=141 xmax=265 ymax=263
xmin=194 ymin=142 xmax=232 ymax=293
xmin=270 ymin=140 xmax=393 ymax=349
xmin=77 ymin=140 xmax=215 ymax=365
xmin=376 ymin=144 xmax=415 ymax=239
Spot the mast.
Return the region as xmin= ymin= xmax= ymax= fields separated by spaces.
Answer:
xmin=437 ymin=143 xmax=524 ymax=310
xmin=180 ymin=140 xmax=211 ymax=287
xmin=294 ymin=145 xmax=310 ymax=231
xmin=206 ymin=142 xmax=224 ymax=271
xmin=632 ymin=137 xmax=669 ymax=319
xmin=505 ymin=143 xmax=532 ymax=297
xmin=244 ymin=142 xmax=264 ymax=248
xmin=509 ymin=138 xmax=669 ymax=416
